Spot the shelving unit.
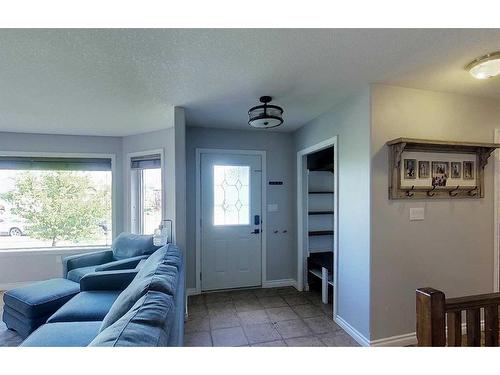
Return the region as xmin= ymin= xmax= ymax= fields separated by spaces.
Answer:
xmin=305 ymin=146 xmax=335 ymax=304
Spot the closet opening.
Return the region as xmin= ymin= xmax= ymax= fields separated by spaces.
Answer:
xmin=297 ymin=137 xmax=338 ymax=319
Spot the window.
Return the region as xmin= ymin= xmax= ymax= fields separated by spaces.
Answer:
xmin=0 ymin=156 xmax=113 ymax=250
xmin=130 ymin=153 xmax=162 ymax=235
xmin=213 ymin=165 xmax=250 ymax=225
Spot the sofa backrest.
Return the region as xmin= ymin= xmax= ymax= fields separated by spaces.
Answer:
xmin=89 ymin=291 xmax=175 ymax=347
xmin=112 ymin=233 xmax=160 ymax=260
xmin=100 ymin=244 xmax=179 ymax=332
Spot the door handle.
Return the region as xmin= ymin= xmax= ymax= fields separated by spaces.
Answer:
xmin=251 ymin=229 xmax=260 ymax=234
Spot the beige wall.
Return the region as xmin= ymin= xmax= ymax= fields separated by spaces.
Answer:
xmin=371 ymin=84 xmax=500 ymax=340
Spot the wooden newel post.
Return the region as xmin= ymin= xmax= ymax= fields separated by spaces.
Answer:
xmin=416 ymin=288 xmax=446 ymax=346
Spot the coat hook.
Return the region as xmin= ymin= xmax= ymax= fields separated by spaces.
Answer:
xmin=427 ymin=185 xmax=436 ymax=197
xmin=406 ymin=185 xmax=415 ymax=197
xmin=449 ymin=185 xmax=460 ymax=197
xmin=468 ymin=187 xmax=478 ymax=197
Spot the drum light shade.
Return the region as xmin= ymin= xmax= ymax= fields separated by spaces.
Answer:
xmin=248 ymin=96 xmax=284 ymax=129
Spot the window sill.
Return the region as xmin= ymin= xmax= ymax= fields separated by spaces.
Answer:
xmin=0 ymin=246 xmax=111 ymax=257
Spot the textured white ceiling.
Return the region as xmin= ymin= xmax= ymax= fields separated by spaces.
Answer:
xmin=1 ymin=29 xmax=500 ymax=136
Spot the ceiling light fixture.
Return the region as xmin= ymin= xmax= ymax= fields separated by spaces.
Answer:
xmin=466 ymin=51 xmax=500 ymax=79
xmin=248 ymin=96 xmax=284 ymax=129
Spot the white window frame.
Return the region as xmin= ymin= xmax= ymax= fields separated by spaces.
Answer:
xmin=125 ymin=148 xmax=165 ymax=234
xmin=0 ymin=150 xmax=117 ymax=252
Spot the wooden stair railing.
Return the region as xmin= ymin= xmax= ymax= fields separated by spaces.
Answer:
xmin=416 ymin=287 xmax=500 ymax=346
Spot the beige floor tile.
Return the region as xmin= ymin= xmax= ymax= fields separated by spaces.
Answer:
xmin=188 ymin=294 xmax=206 ymax=306
xmin=211 ymin=326 xmax=249 ymax=347
xmin=251 ymin=340 xmax=287 ymax=347
xmin=292 ymin=304 xmax=325 ymax=319
xmin=242 ymin=323 xmax=282 ymax=344
xmin=285 ymin=336 xmax=325 ymax=347
xmin=253 ymin=288 xmax=279 ymax=298
xmin=209 ymin=311 xmax=241 ymax=330
xmin=283 ymin=295 xmax=311 ymax=306
xmin=207 ymin=301 xmax=236 ymax=314
xmin=274 ymin=319 xmax=312 ymax=339
xmin=258 ymin=296 xmax=287 ymax=308
xmin=237 ymin=309 xmax=270 ymax=325
xmin=266 ymin=306 xmax=299 ymax=322
xmin=303 ymin=316 xmax=341 ymax=335
xmin=184 ymin=331 xmax=212 ymax=347
xmin=185 ymin=316 xmax=210 ymax=333
xmin=234 ymin=299 xmax=264 ymax=312
xmin=317 ymin=331 xmax=360 ymax=347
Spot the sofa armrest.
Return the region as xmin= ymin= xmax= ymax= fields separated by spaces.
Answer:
xmin=80 ymin=270 xmax=138 ymax=291
xmin=95 ymin=255 xmax=148 ymax=272
xmin=63 ymin=249 xmax=114 ymax=278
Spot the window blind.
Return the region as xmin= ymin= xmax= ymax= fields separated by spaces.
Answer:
xmin=0 ymin=156 xmax=112 ymax=171
xmin=130 ymin=154 xmax=161 ymax=169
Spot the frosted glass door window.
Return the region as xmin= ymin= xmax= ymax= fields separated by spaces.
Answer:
xmin=213 ymin=165 xmax=250 ymax=225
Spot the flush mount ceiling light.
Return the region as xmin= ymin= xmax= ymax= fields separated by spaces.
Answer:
xmin=466 ymin=51 xmax=500 ymax=79
xmin=248 ymin=96 xmax=284 ymax=129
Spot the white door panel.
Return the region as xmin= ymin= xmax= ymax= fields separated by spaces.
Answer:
xmin=201 ymin=153 xmax=262 ymax=291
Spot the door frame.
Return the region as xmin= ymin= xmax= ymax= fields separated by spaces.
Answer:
xmin=494 ymin=129 xmax=500 ymax=292
xmin=296 ymin=136 xmax=338 ymax=319
xmin=195 ymin=148 xmax=267 ymax=294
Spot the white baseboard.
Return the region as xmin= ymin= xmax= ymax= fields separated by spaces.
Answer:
xmin=0 ymin=281 xmax=32 ymax=291
xmin=186 ymin=288 xmax=199 ymax=296
xmin=370 ymin=332 xmax=417 ymax=347
xmin=262 ymin=279 xmax=297 ymax=289
xmin=335 ymin=315 xmax=371 ymax=347
xmin=336 ymin=315 xmax=417 ymax=347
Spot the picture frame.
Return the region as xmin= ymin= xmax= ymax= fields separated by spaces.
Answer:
xmin=450 ymin=162 xmax=461 ymax=179
xmin=431 ymin=161 xmax=449 ymax=187
xmin=403 ymin=159 xmax=416 ymax=179
xmin=418 ymin=161 xmax=430 ymax=179
xmin=463 ymin=161 xmax=475 ymax=180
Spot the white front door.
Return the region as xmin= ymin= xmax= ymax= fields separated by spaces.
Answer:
xmin=201 ymin=152 xmax=262 ymax=291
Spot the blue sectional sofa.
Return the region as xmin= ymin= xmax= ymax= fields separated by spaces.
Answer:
xmin=63 ymin=233 xmax=160 ymax=282
xmin=20 ymin=243 xmax=184 ymax=347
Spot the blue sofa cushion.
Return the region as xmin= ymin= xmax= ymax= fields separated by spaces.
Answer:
xmin=99 ymin=246 xmax=178 ymax=331
xmin=47 ymin=291 xmax=122 ymax=323
xmin=89 ymin=291 xmax=175 ymax=347
xmin=164 ymin=245 xmax=182 ymax=270
xmin=112 ymin=233 xmax=159 ymax=260
xmin=3 ymin=278 xmax=80 ymax=318
xmin=66 ymin=265 xmax=98 ymax=283
xmin=2 ymin=307 xmax=51 ymax=339
xmin=20 ymin=321 xmax=101 ymax=347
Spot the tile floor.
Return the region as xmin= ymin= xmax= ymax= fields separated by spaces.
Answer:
xmin=185 ymin=286 xmax=359 ymax=347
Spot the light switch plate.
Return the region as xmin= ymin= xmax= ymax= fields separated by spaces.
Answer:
xmin=267 ymin=204 xmax=278 ymax=212
xmin=410 ymin=207 xmax=425 ymax=221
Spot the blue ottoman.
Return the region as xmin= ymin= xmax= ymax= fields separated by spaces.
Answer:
xmin=2 ymin=278 xmax=80 ymax=338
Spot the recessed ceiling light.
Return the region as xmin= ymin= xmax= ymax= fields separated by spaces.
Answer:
xmin=466 ymin=51 xmax=500 ymax=80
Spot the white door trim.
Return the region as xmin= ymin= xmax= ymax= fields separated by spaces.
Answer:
xmin=195 ymin=148 xmax=267 ymax=294
xmin=124 ymin=148 xmax=165 ymax=233
xmin=296 ymin=136 xmax=338 ymax=319
xmin=494 ymin=129 xmax=500 ymax=292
